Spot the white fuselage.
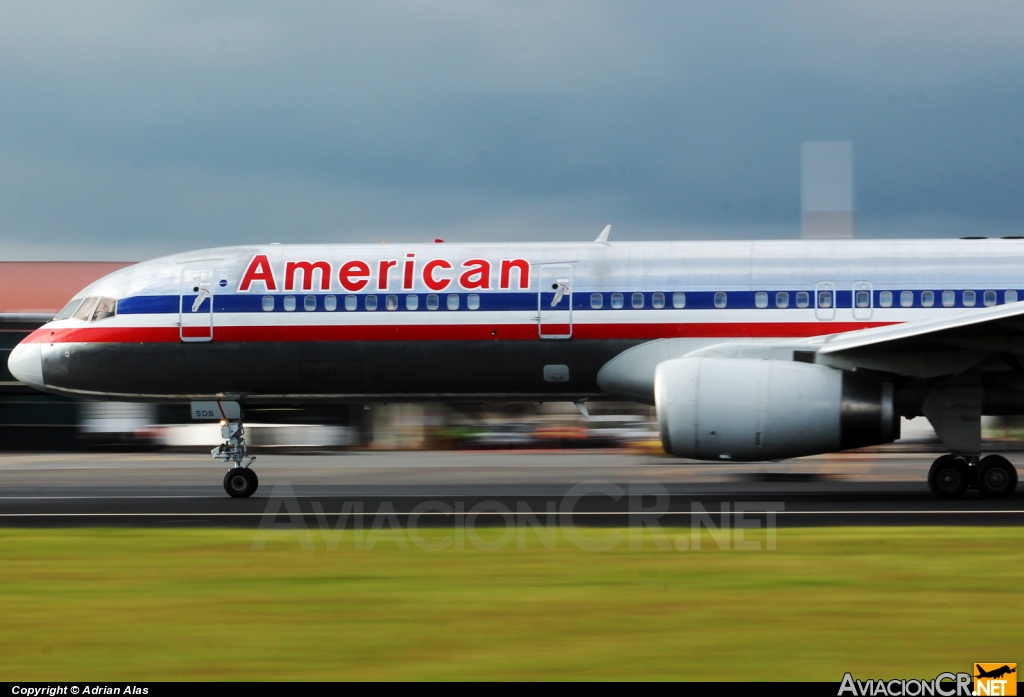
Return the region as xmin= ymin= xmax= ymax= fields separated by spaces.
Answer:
xmin=8 ymin=238 xmax=1023 ymax=402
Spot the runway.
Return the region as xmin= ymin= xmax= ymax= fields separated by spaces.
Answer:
xmin=1 ymin=449 xmax=1023 ymax=527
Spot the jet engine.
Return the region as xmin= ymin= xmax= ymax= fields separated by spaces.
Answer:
xmin=655 ymin=357 xmax=898 ymax=461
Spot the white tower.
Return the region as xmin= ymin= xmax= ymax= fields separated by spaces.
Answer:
xmin=801 ymin=141 xmax=854 ymax=239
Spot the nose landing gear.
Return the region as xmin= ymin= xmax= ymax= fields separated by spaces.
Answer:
xmin=214 ymin=420 xmax=258 ymax=498
xmin=928 ymin=454 xmax=1018 ymax=499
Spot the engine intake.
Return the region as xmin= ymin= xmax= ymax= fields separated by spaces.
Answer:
xmin=655 ymin=357 xmax=897 ymax=461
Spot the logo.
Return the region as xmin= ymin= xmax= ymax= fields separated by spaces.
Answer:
xmin=975 ymin=664 xmax=1017 ymax=696
xmin=839 ymin=672 xmax=971 ymax=695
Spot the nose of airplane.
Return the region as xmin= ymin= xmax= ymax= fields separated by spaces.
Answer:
xmin=7 ymin=341 xmax=44 ymax=390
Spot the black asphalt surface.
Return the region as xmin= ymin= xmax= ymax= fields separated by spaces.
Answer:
xmin=1 ymin=449 xmax=1022 ymax=527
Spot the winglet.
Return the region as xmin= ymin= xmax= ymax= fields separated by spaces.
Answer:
xmin=595 ymin=225 xmax=611 ymax=244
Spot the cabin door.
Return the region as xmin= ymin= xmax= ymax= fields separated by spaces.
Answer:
xmin=180 ymin=267 xmax=215 ymax=342
xmin=538 ymin=264 xmax=573 ymax=339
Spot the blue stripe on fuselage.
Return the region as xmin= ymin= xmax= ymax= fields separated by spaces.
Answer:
xmin=114 ymin=289 xmax=1021 ymax=314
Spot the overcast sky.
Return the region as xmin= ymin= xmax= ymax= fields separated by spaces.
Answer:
xmin=1 ymin=1 xmax=1023 ymax=260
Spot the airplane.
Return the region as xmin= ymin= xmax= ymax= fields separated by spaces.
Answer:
xmin=976 ymin=665 xmax=1016 ymax=680
xmin=7 ymin=230 xmax=1024 ymax=499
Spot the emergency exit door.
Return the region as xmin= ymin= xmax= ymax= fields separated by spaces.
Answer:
xmin=853 ymin=281 xmax=873 ymax=320
xmin=815 ymin=281 xmax=836 ymax=321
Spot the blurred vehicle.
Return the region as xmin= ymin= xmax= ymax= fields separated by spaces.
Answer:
xmin=145 ymin=423 xmax=357 ymax=451
xmin=460 ymin=422 xmax=536 ymax=449
xmin=78 ymin=402 xmax=159 ymax=448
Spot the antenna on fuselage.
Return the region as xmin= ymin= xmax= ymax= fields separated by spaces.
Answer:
xmin=595 ymin=225 xmax=611 ymax=244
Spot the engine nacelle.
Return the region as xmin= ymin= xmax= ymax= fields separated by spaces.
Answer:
xmin=655 ymin=357 xmax=897 ymax=461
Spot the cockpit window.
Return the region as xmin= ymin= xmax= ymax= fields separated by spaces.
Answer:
xmin=92 ymin=297 xmax=117 ymax=322
xmin=53 ymin=299 xmax=84 ymax=321
xmin=72 ymin=297 xmax=99 ymax=321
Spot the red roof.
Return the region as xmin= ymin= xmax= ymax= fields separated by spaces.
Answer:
xmin=0 ymin=262 xmax=134 ymax=314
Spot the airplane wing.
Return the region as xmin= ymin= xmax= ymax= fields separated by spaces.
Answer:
xmin=813 ymin=301 xmax=1024 ymax=379
xmin=818 ymin=301 xmax=1024 ymax=354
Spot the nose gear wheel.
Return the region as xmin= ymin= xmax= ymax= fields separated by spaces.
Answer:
xmin=224 ymin=468 xmax=259 ymax=498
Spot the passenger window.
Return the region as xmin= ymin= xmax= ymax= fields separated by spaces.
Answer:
xmin=92 ymin=297 xmax=117 ymax=322
xmin=672 ymin=292 xmax=686 ymax=308
xmin=714 ymin=292 xmax=727 ymax=309
xmin=652 ymin=292 xmax=665 ymax=309
xmin=1007 ymin=290 xmax=1018 ymax=304
xmin=921 ymin=291 xmax=934 ymax=308
xmin=942 ymin=290 xmax=955 ymax=307
xmin=963 ymin=290 xmax=976 ymax=307
xmin=755 ymin=292 xmax=768 ymax=309
xmin=817 ymin=291 xmax=832 ymax=309
xmin=324 ymin=295 xmax=337 ymax=312
xmin=775 ymin=291 xmax=789 ymax=308
xmin=590 ymin=293 xmax=603 ymax=309
xmin=796 ymin=291 xmax=809 ymax=308
xmin=283 ymin=296 xmax=296 ymax=312
xmin=304 ymin=295 xmax=316 ymax=311
xmin=344 ymin=295 xmax=357 ymax=311
xmin=426 ymin=294 xmax=439 ymax=310
xmin=54 ymin=299 xmax=83 ymax=321
xmin=984 ymin=290 xmax=997 ymax=307
xmin=447 ymin=294 xmax=459 ymax=310
xmin=73 ymin=297 xmax=99 ymax=321
xmin=262 ymin=296 xmax=274 ymax=312
xmin=386 ymin=295 xmax=398 ymax=311
xmin=879 ymin=291 xmax=892 ymax=308
xmin=611 ymin=293 xmax=624 ymax=309
xmin=900 ymin=290 xmax=913 ymax=307
xmin=632 ymin=293 xmax=644 ymax=309
xmin=467 ymin=294 xmax=480 ymax=310
xmin=365 ymin=295 xmax=378 ymax=311
xmin=406 ymin=295 xmax=419 ymax=310
xmin=856 ymin=290 xmax=870 ymax=308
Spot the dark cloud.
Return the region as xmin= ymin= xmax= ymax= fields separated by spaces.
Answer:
xmin=1 ymin=1 xmax=1023 ymax=259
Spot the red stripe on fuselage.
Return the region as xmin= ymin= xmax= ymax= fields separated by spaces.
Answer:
xmin=24 ymin=326 xmax=180 ymax=343
xmin=22 ymin=321 xmax=895 ymax=344
xmin=572 ymin=322 xmax=894 ymax=340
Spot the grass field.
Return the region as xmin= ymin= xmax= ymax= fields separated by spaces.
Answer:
xmin=1 ymin=525 xmax=1021 ymax=680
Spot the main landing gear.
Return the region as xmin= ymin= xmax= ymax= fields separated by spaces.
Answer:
xmin=215 ymin=419 xmax=258 ymax=498
xmin=928 ymin=454 xmax=1018 ymax=499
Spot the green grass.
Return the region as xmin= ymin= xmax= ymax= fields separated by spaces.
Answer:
xmin=1 ymin=526 xmax=1021 ymax=680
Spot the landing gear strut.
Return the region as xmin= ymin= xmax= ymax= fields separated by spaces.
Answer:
xmin=928 ymin=454 xmax=1017 ymax=499
xmin=215 ymin=420 xmax=258 ymax=498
